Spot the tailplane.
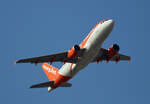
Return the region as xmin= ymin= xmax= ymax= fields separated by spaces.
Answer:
xmin=60 ymin=82 xmax=72 ymax=87
xmin=30 ymin=81 xmax=54 ymax=88
xmin=30 ymin=81 xmax=54 ymax=92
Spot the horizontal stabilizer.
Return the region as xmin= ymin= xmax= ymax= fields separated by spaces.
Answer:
xmin=30 ymin=81 xmax=54 ymax=88
xmin=60 ymin=82 xmax=72 ymax=87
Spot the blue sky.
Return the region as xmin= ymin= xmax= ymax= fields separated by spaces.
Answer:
xmin=0 ymin=0 xmax=150 ymax=104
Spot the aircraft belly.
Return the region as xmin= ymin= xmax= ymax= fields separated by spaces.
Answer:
xmin=58 ymin=44 xmax=100 ymax=77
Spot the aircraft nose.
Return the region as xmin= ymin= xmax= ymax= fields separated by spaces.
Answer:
xmin=104 ymin=19 xmax=114 ymax=30
xmin=107 ymin=19 xmax=114 ymax=27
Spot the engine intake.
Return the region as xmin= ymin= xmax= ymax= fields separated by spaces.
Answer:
xmin=67 ymin=45 xmax=80 ymax=59
xmin=112 ymin=44 xmax=120 ymax=51
xmin=106 ymin=44 xmax=120 ymax=61
xmin=74 ymin=45 xmax=80 ymax=52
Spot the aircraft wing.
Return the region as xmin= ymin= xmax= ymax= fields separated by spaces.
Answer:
xmin=15 ymin=48 xmax=86 ymax=64
xmin=92 ymin=48 xmax=131 ymax=62
xmin=15 ymin=52 xmax=78 ymax=64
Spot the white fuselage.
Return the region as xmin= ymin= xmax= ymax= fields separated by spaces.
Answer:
xmin=59 ymin=20 xmax=114 ymax=77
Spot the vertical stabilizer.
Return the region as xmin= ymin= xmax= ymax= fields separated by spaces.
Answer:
xmin=41 ymin=63 xmax=59 ymax=81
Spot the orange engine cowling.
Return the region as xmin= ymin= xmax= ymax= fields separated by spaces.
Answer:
xmin=107 ymin=44 xmax=120 ymax=60
xmin=68 ymin=45 xmax=80 ymax=59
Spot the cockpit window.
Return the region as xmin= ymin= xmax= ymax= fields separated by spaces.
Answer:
xmin=100 ymin=19 xmax=108 ymax=24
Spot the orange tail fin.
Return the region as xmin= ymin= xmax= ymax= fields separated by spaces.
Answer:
xmin=41 ymin=63 xmax=59 ymax=81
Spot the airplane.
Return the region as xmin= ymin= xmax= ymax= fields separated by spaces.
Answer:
xmin=14 ymin=19 xmax=131 ymax=92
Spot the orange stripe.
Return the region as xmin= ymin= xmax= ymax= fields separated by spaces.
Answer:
xmin=80 ymin=20 xmax=103 ymax=48
xmin=70 ymin=63 xmax=74 ymax=75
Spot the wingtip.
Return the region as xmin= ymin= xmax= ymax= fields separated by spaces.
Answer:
xmin=29 ymin=85 xmax=35 ymax=88
xmin=29 ymin=86 xmax=33 ymax=88
xmin=14 ymin=61 xmax=17 ymax=65
xmin=128 ymin=58 xmax=131 ymax=62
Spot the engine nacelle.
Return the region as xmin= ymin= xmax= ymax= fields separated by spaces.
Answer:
xmin=107 ymin=44 xmax=120 ymax=61
xmin=67 ymin=45 xmax=80 ymax=59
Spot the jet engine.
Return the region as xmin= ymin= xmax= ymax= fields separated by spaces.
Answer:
xmin=106 ymin=44 xmax=120 ymax=61
xmin=67 ymin=45 xmax=80 ymax=59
